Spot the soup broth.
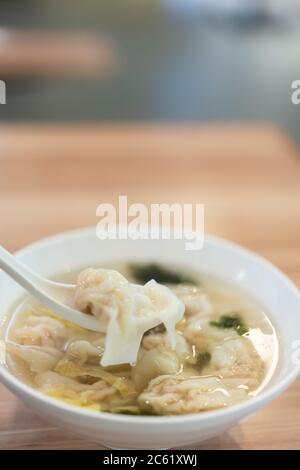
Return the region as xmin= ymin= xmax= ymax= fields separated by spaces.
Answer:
xmin=1 ymin=263 xmax=278 ymax=416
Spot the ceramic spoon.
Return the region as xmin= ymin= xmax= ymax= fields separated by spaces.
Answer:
xmin=0 ymin=245 xmax=101 ymax=332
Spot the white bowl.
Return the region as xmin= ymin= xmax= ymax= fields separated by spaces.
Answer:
xmin=1 ymin=227 xmax=300 ymax=449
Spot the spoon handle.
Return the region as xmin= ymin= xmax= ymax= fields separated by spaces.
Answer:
xmin=0 ymin=245 xmax=46 ymax=293
xmin=0 ymin=245 xmax=101 ymax=332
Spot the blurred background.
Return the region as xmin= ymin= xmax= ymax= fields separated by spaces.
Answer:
xmin=1 ymin=0 xmax=300 ymax=250
xmin=0 ymin=0 xmax=300 ymax=143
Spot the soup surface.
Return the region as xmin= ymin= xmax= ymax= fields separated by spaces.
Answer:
xmin=1 ymin=263 xmax=278 ymax=416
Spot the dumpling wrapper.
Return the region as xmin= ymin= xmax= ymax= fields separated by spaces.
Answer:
xmin=74 ymin=269 xmax=185 ymax=366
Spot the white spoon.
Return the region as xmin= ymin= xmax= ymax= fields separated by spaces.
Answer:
xmin=0 ymin=246 xmax=101 ymax=332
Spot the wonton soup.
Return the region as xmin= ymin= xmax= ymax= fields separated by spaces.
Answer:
xmin=1 ymin=263 xmax=278 ymax=416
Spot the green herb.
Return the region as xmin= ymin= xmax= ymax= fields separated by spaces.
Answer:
xmin=196 ymin=351 xmax=211 ymax=370
xmin=113 ymin=406 xmax=140 ymax=415
xmin=129 ymin=262 xmax=197 ymax=285
xmin=112 ymin=406 xmax=159 ymax=416
xmin=209 ymin=314 xmax=248 ymax=336
xmin=139 ymin=410 xmax=159 ymax=416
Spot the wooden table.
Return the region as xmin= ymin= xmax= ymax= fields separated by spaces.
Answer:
xmin=0 ymin=123 xmax=300 ymax=449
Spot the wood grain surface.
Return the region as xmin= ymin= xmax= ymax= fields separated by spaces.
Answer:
xmin=0 ymin=123 xmax=300 ymax=449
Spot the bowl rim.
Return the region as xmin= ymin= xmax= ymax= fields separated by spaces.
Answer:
xmin=1 ymin=226 xmax=300 ymax=426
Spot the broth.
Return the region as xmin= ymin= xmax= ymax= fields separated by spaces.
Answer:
xmin=1 ymin=263 xmax=278 ymax=416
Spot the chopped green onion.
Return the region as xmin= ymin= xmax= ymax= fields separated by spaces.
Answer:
xmin=209 ymin=314 xmax=248 ymax=336
xmin=129 ymin=263 xmax=197 ymax=285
